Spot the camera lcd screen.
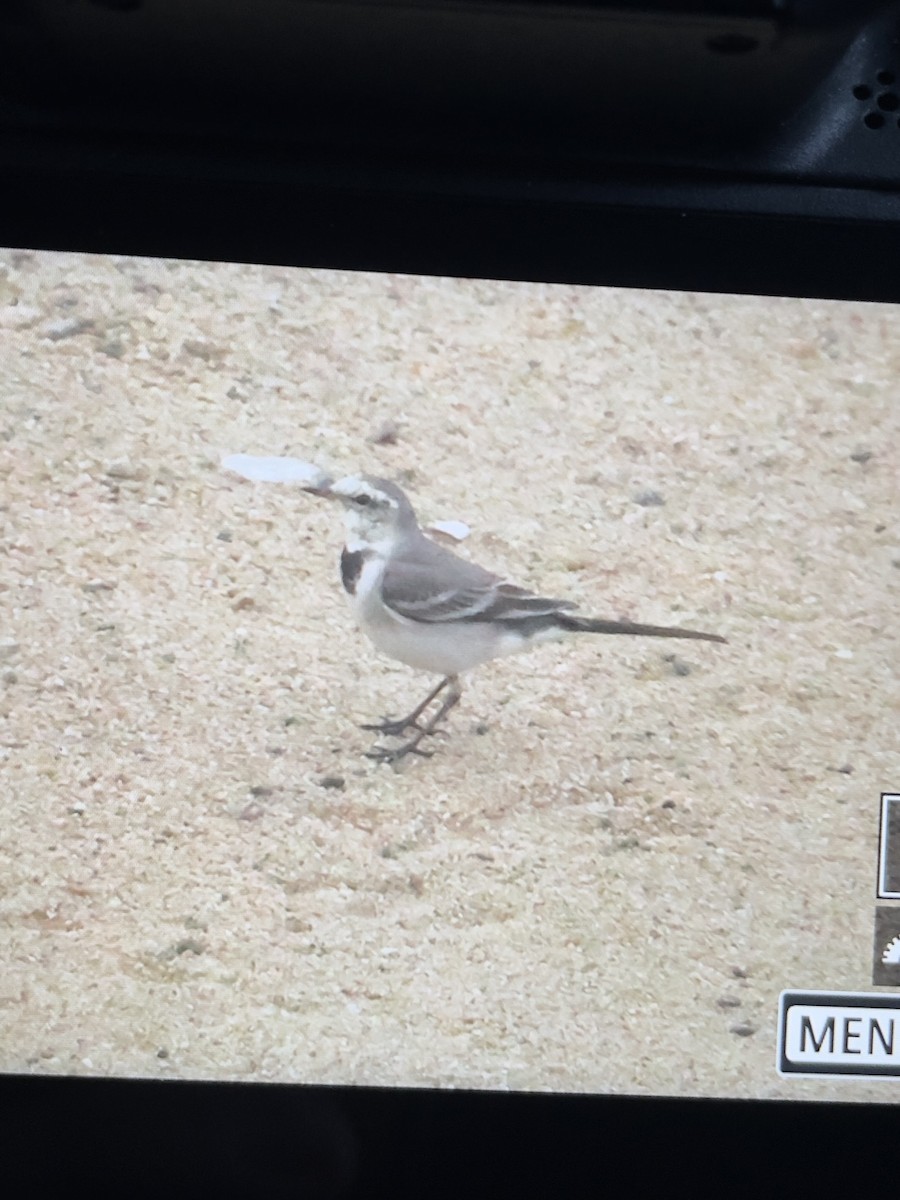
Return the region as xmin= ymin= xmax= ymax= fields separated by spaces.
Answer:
xmin=2 ymin=248 xmax=898 ymax=1099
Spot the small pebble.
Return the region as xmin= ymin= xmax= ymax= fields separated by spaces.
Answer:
xmin=663 ymin=653 xmax=692 ymax=677
xmin=716 ymin=995 xmax=742 ymax=1009
xmin=173 ymin=938 xmax=205 ymax=957
xmin=614 ymin=836 xmax=641 ymax=852
xmin=105 ymin=461 xmax=144 ymax=481
xmin=849 ymin=449 xmax=873 ymax=463
xmin=634 ymin=489 xmax=665 ymax=507
xmin=43 ymin=316 xmax=96 ymax=341
xmin=182 ymin=338 xmax=222 ymax=361
xmin=369 ymin=420 xmax=400 ymax=446
xmin=320 ymin=775 xmax=346 ymax=790
xmin=249 ymin=785 xmax=273 ymax=797
xmin=0 ymin=303 xmax=40 ymax=328
xmin=730 ymin=1022 xmax=757 ymax=1038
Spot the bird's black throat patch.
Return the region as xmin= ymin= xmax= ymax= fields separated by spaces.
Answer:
xmin=340 ymin=547 xmax=367 ymax=595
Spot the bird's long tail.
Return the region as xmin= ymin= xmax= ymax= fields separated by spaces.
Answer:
xmin=558 ymin=614 xmax=726 ymax=644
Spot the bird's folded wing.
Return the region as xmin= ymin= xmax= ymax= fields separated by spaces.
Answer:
xmin=382 ymin=556 xmax=575 ymax=624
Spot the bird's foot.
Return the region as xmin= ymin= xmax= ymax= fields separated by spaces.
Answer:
xmin=364 ymin=739 xmax=434 ymax=765
xmin=359 ymin=715 xmax=423 ymax=738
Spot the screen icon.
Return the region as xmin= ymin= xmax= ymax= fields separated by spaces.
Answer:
xmin=778 ymin=991 xmax=900 ymax=1077
xmin=873 ymin=907 xmax=900 ymax=987
xmin=876 ymin=794 xmax=900 ymax=899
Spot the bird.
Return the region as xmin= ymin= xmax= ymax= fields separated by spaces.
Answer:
xmin=303 ymin=474 xmax=726 ymax=764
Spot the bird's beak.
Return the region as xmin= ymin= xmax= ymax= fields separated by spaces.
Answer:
xmin=302 ymin=479 xmax=336 ymax=499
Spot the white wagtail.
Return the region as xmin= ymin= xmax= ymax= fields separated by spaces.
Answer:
xmin=303 ymin=474 xmax=726 ymax=764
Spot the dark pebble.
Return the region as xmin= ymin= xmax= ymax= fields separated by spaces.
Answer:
xmin=44 ymin=316 xmax=96 ymax=341
xmin=174 ymin=938 xmax=205 ymax=957
xmin=182 ymin=338 xmax=223 ymax=361
xmin=634 ymin=489 xmax=665 ymax=507
xmin=370 ymin=421 xmax=400 ymax=446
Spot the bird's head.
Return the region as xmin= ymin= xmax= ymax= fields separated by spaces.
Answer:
xmin=304 ymin=474 xmax=417 ymax=549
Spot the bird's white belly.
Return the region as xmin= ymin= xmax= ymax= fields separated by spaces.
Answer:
xmin=347 ymin=555 xmax=537 ymax=676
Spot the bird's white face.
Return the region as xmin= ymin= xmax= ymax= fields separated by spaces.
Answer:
xmin=325 ymin=476 xmax=404 ymax=549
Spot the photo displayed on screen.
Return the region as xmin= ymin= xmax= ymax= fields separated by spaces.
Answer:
xmin=1 ymin=249 xmax=897 ymax=1099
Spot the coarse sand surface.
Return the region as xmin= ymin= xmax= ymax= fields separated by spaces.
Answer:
xmin=1 ymin=250 xmax=898 ymax=1100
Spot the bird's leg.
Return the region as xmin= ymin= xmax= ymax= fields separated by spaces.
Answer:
xmin=360 ymin=676 xmax=450 ymax=738
xmin=365 ymin=677 xmax=462 ymax=764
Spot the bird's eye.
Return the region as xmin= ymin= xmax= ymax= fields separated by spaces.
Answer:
xmin=353 ymin=494 xmax=372 ymax=507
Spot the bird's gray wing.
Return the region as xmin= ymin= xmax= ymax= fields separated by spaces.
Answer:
xmin=381 ymin=540 xmax=575 ymax=625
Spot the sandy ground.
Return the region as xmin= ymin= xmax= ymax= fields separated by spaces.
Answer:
xmin=1 ymin=250 xmax=898 ymax=1102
